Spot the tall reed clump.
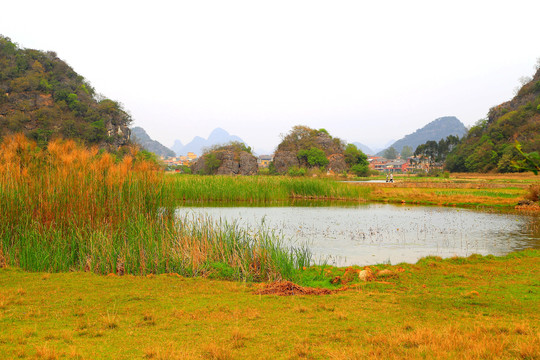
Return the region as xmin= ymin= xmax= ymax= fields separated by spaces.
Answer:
xmin=0 ymin=134 xmax=308 ymax=281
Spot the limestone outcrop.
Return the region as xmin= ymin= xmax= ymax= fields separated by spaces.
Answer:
xmin=327 ymin=154 xmax=347 ymax=173
xmin=191 ymin=145 xmax=258 ymax=175
xmin=272 ymin=150 xmax=300 ymax=174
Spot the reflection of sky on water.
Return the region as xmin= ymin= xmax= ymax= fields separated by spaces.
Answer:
xmin=176 ymin=204 xmax=540 ymax=267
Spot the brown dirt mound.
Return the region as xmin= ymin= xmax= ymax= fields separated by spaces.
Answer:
xmin=255 ymin=281 xmax=334 ymax=296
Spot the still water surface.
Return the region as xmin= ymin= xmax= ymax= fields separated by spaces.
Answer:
xmin=176 ymin=204 xmax=539 ymax=266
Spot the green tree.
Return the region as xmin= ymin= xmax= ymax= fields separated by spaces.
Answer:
xmin=277 ymin=125 xmax=345 ymax=155
xmin=514 ymin=142 xmax=540 ymax=174
xmin=297 ymin=147 xmax=329 ymax=168
xmin=400 ymin=145 xmax=413 ymax=158
xmin=414 ymin=141 xmax=438 ymax=165
xmin=384 ymin=146 xmax=398 ymax=160
xmin=201 ymin=153 xmax=222 ymax=175
xmin=344 ymin=144 xmax=368 ymax=166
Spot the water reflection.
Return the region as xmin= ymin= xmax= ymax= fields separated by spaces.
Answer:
xmin=176 ymin=204 xmax=539 ymax=266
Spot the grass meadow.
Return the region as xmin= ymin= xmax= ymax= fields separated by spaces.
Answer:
xmin=0 ymin=250 xmax=538 ymax=359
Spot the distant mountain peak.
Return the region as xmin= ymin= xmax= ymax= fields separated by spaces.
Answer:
xmin=380 ymin=116 xmax=467 ymax=155
xmin=350 ymin=142 xmax=374 ymax=155
xmin=172 ymin=128 xmax=245 ymax=156
xmin=131 ymin=127 xmax=175 ymax=157
xmin=209 ymin=127 xmax=229 ymax=136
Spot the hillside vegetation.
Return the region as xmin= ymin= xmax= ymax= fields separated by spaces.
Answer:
xmin=0 ymin=35 xmax=130 ymax=148
xmin=446 ymin=67 xmax=540 ymax=172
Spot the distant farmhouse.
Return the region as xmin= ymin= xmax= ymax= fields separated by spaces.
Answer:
xmin=257 ymin=155 xmax=273 ymax=168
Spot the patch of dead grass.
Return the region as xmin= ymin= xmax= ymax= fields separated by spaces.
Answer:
xmin=203 ymin=342 xmax=232 ymax=360
xmin=230 ymin=327 xmax=248 ymax=349
xmin=35 ymin=343 xmax=61 ymax=360
xmin=144 ymin=343 xmax=190 ymax=360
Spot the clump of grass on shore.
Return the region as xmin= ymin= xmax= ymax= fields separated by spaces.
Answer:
xmin=0 ymin=135 xmax=310 ymax=280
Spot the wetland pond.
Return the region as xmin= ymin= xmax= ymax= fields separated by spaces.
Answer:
xmin=176 ymin=203 xmax=540 ymax=266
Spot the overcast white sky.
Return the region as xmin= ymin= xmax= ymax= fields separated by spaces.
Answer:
xmin=2 ymin=0 xmax=539 ymax=153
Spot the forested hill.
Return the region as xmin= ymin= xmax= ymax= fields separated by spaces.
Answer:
xmin=446 ymin=67 xmax=540 ymax=172
xmin=0 ymin=35 xmax=131 ymax=148
xmin=382 ymin=116 xmax=467 ymax=155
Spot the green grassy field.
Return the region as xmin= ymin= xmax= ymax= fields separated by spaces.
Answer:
xmin=1 ymin=250 xmax=538 ymax=359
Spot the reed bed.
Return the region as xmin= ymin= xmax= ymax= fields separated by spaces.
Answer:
xmin=164 ymin=174 xmax=372 ymax=202
xmin=0 ymin=135 xmax=311 ymax=280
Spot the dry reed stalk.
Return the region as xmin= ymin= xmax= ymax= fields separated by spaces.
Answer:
xmin=0 ymin=248 xmax=6 ymax=268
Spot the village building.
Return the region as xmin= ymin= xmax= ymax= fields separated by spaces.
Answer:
xmin=257 ymin=155 xmax=273 ymax=168
xmin=384 ymin=159 xmax=409 ymax=173
xmin=368 ymin=156 xmax=389 ymax=172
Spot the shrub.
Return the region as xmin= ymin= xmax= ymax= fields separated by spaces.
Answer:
xmin=203 ymin=153 xmax=221 ymax=174
xmin=257 ymin=168 xmax=271 ymax=176
xmin=288 ymin=166 xmax=306 ymax=176
xmin=350 ymin=163 xmax=369 ymax=177
xmin=525 ymin=185 xmax=540 ymax=202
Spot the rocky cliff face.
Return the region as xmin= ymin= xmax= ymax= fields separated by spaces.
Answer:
xmin=272 ymin=150 xmax=300 ymax=174
xmin=191 ymin=146 xmax=258 ymax=175
xmin=105 ymin=117 xmax=131 ymax=148
xmin=327 ymin=154 xmax=347 ymax=173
